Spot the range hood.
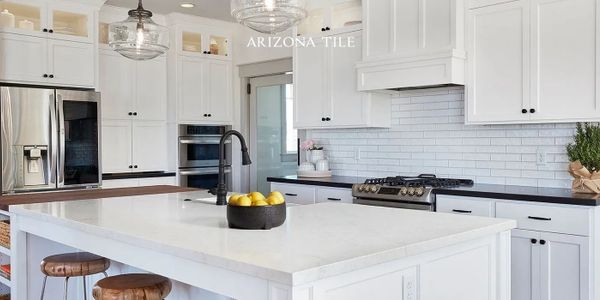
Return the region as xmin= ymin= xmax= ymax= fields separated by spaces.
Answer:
xmin=356 ymin=0 xmax=466 ymax=92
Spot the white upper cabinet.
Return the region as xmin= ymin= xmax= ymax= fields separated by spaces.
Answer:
xmin=205 ymin=59 xmax=232 ymax=123
xmin=178 ymin=55 xmax=206 ymax=122
xmin=356 ymin=0 xmax=466 ymax=91
xmin=294 ymin=30 xmax=391 ymax=129
xmin=466 ymin=0 xmax=600 ymax=124
xmin=0 ymin=0 xmax=99 ymax=87
xmin=297 ymin=0 xmax=362 ymax=36
xmin=99 ymin=49 xmax=167 ymax=122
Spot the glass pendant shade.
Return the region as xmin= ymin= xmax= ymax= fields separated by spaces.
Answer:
xmin=231 ymin=0 xmax=307 ymax=34
xmin=109 ymin=0 xmax=169 ymax=61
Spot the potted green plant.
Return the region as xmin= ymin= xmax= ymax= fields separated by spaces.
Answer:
xmin=567 ymin=123 xmax=600 ymax=193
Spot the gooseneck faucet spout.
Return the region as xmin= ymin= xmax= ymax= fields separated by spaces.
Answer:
xmin=216 ymin=130 xmax=251 ymax=205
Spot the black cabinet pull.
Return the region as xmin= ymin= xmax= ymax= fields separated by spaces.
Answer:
xmin=327 ymin=198 xmax=342 ymax=201
xmin=203 ymin=114 xmax=208 ymax=117
xmin=521 ymin=109 xmax=528 ymax=114
xmin=530 ymin=108 xmax=536 ymax=113
xmin=321 ymin=117 xmax=326 ymax=121
xmin=49 ymin=74 xmax=54 ymax=78
xmin=134 ymin=165 xmax=138 ymax=169
xmin=284 ymin=193 xmax=298 ymax=197
xmin=321 ymin=27 xmax=326 ymax=31
xmin=128 ymin=112 xmax=133 ymax=116
xmin=325 ymin=117 xmax=331 ymax=121
xmin=452 ymin=209 xmax=472 ymax=214
xmin=132 ymin=112 xmax=137 ymax=116
xmin=540 ymin=240 xmax=546 ymax=245
xmin=43 ymin=74 xmax=48 ymax=78
xmin=207 ymin=51 xmax=211 ymax=54
xmin=43 ymin=28 xmax=48 ymax=32
xmin=531 ymin=239 xmax=537 ymax=244
xmin=208 ymin=114 xmax=212 ymax=117
xmin=128 ymin=165 xmax=133 ymax=169
xmin=325 ymin=27 xmax=331 ymax=31
xmin=528 ymin=216 xmax=551 ymax=221
xmin=49 ymin=29 xmax=53 ymax=33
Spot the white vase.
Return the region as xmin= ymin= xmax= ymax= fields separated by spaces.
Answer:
xmin=310 ymin=150 xmax=325 ymax=164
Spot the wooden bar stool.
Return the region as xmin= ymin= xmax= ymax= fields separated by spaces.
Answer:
xmin=92 ymin=273 xmax=172 ymax=300
xmin=40 ymin=252 xmax=110 ymax=300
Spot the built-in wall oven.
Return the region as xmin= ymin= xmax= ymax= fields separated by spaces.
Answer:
xmin=178 ymin=125 xmax=231 ymax=190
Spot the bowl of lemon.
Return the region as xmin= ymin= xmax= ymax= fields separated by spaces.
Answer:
xmin=226 ymin=191 xmax=286 ymax=230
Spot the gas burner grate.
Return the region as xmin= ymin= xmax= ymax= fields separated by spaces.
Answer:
xmin=364 ymin=174 xmax=473 ymax=188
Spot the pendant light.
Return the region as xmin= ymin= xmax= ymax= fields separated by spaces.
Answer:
xmin=109 ymin=0 xmax=169 ymax=61
xmin=231 ymin=0 xmax=308 ymax=34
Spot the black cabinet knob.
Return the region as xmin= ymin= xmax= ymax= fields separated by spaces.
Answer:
xmin=129 ymin=165 xmax=133 ymax=169
xmin=530 ymin=108 xmax=536 ymax=113
xmin=49 ymin=74 xmax=54 ymax=78
xmin=43 ymin=74 xmax=48 ymax=78
xmin=325 ymin=27 xmax=331 ymax=31
xmin=43 ymin=28 xmax=48 ymax=32
xmin=132 ymin=112 xmax=137 ymax=116
xmin=208 ymin=114 xmax=212 ymax=117
xmin=321 ymin=117 xmax=326 ymax=121
xmin=128 ymin=112 xmax=133 ymax=116
xmin=49 ymin=29 xmax=53 ymax=33
xmin=207 ymin=51 xmax=211 ymax=55
xmin=134 ymin=165 xmax=138 ymax=169
xmin=531 ymin=239 xmax=538 ymax=244
xmin=522 ymin=109 xmax=527 ymax=114
xmin=321 ymin=28 xmax=326 ymax=32
xmin=203 ymin=114 xmax=208 ymax=117
xmin=325 ymin=117 xmax=331 ymax=121
xmin=540 ymin=240 xmax=546 ymax=245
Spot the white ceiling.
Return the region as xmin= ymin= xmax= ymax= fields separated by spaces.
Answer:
xmin=104 ymin=0 xmax=235 ymax=21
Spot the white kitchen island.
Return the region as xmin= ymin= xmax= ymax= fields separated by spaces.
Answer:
xmin=9 ymin=191 xmax=515 ymax=300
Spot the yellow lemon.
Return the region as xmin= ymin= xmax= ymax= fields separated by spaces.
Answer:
xmin=266 ymin=196 xmax=284 ymax=205
xmin=253 ymin=200 xmax=269 ymax=206
xmin=228 ymin=194 xmax=242 ymax=205
xmin=248 ymin=192 xmax=266 ymax=202
xmin=237 ymin=196 xmax=252 ymax=207
xmin=269 ymin=191 xmax=285 ymax=201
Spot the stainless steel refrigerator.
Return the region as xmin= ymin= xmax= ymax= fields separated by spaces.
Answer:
xmin=0 ymin=86 xmax=101 ymax=194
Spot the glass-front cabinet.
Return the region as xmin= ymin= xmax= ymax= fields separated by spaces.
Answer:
xmin=0 ymin=0 xmax=93 ymax=43
xmin=297 ymin=0 xmax=362 ymax=36
xmin=179 ymin=26 xmax=230 ymax=60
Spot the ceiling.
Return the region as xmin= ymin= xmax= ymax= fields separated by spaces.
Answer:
xmin=104 ymin=0 xmax=235 ymax=21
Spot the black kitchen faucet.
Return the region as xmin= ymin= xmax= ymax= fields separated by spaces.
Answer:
xmin=213 ymin=130 xmax=252 ymax=205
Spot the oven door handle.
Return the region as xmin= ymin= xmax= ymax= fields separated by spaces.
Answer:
xmin=179 ymin=168 xmax=230 ymax=176
xmin=179 ymin=138 xmax=231 ymax=145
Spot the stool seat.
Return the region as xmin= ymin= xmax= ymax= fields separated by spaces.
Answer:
xmin=93 ymin=273 xmax=172 ymax=300
xmin=41 ymin=252 xmax=110 ymax=277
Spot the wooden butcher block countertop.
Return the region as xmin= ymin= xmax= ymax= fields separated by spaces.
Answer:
xmin=0 ymin=186 xmax=198 ymax=211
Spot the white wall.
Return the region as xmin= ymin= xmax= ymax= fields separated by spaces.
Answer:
xmin=306 ymin=87 xmax=576 ymax=188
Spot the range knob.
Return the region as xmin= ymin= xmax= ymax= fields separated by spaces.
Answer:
xmin=369 ymin=185 xmax=378 ymax=193
xmin=415 ymin=187 xmax=425 ymax=197
xmin=407 ymin=187 xmax=415 ymax=196
xmin=357 ymin=185 xmax=365 ymax=192
xmin=400 ymin=187 xmax=408 ymax=195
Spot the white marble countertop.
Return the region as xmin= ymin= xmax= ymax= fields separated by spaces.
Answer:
xmin=10 ymin=191 xmax=515 ymax=285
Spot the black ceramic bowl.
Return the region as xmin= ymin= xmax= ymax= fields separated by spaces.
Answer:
xmin=227 ymin=203 xmax=286 ymax=230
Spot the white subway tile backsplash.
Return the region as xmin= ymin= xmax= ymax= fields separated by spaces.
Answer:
xmin=306 ymin=88 xmax=576 ymax=188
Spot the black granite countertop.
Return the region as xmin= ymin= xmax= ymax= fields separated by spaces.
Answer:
xmin=267 ymin=176 xmax=600 ymax=206
xmin=267 ymin=175 xmax=367 ymax=189
xmin=103 ymin=171 xmax=176 ymax=181
xmin=434 ymin=184 xmax=600 ymax=206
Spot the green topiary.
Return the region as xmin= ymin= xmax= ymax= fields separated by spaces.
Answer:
xmin=567 ymin=123 xmax=600 ymax=172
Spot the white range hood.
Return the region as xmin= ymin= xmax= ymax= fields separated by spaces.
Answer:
xmin=356 ymin=0 xmax=466 ymax=91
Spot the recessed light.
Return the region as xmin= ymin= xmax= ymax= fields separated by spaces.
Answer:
xmin=180 ymin=3 xmax=195 ymax=8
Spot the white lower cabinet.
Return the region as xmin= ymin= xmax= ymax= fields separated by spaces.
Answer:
xmin=436 ymin=195 xmax=593 ymax=300
xmin=102 ymin=177 xmax=176 ymax=189
xmin=102 ymin=120 xmax=167 ymax=174
xmin=270 ymin=182 xmax=354 ymax=205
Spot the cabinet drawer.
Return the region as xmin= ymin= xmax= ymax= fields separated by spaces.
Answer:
xmin=271 ymin=183 xmax=316 ymax=205
xmin=316 ymin=187 xmax=353 ymax=204
xmin=496 ymin=202 xmax=591 ymax=236
xmin=436 ymin=195 xmax=494 ymax=217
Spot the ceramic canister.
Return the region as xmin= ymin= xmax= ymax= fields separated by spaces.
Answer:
xmin=0 ymin=9 xmax=15 ymax=28
xmin=18 ymin=19 xmax=34 ymax=31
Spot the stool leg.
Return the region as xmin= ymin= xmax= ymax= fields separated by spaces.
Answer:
xmin=64 ymin=277 xmax=70 ymax=300
xmin=102 ymin=271 xmax=108 ymax=278
xmin=39 ymin=275 xmax=48 ymax=300
xmin=83 ymin=276 xmax=87 ymax=300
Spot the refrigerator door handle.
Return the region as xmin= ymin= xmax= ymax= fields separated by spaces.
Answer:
xmin=57 ymin=93 xmax=65 ymax=187
xmin=49 ymin=94 xmax=58 ymax=186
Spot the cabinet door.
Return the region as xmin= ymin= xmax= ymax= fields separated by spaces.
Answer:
xmin=48 ymin=39 xmax=94 ymax=87
xmin=205 ymin=60 xmax=232 ymax=123
xmin=511 ymin=229 xmax=540 ymax=300
xmin=530 ymin=0 xmax=600 ymax=121
xmin=136 ymin=56 xmax=167 ymax=121
xmin=363 ymin=0 xmax=394 ymax=59
xmin=466 ymin=1 xmax=530 ymax=123
xmin=132 ymin=121 xmax=167 ymax=172
xmin=270 ymin=183 xmax=316 ymax=205
xmin=294 ymin=39 xmax=327 ymax=128
xmin=0 ymin=33 xmax=47 ymax=83
xmin=328 ymin=30 xmax=366 ymax=127
xmin=99 ymin=50 xmax=135 ymax=120
xmin=540 ymin=232 xmax=589 ymax=300
xmin=47 ymin=2 xmax=93 ymax=43
xmin=179 ymin=56 xmax=207 ymax=121
xmin=101 ymin=120 xmax=132 ymax=173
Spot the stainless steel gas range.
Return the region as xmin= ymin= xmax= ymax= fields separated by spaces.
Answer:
xmin=352 ymin=174 xmax=474 ymax=211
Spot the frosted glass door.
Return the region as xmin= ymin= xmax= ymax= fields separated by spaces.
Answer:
xmin=249 ymin=74 xmax=297 ymax=194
